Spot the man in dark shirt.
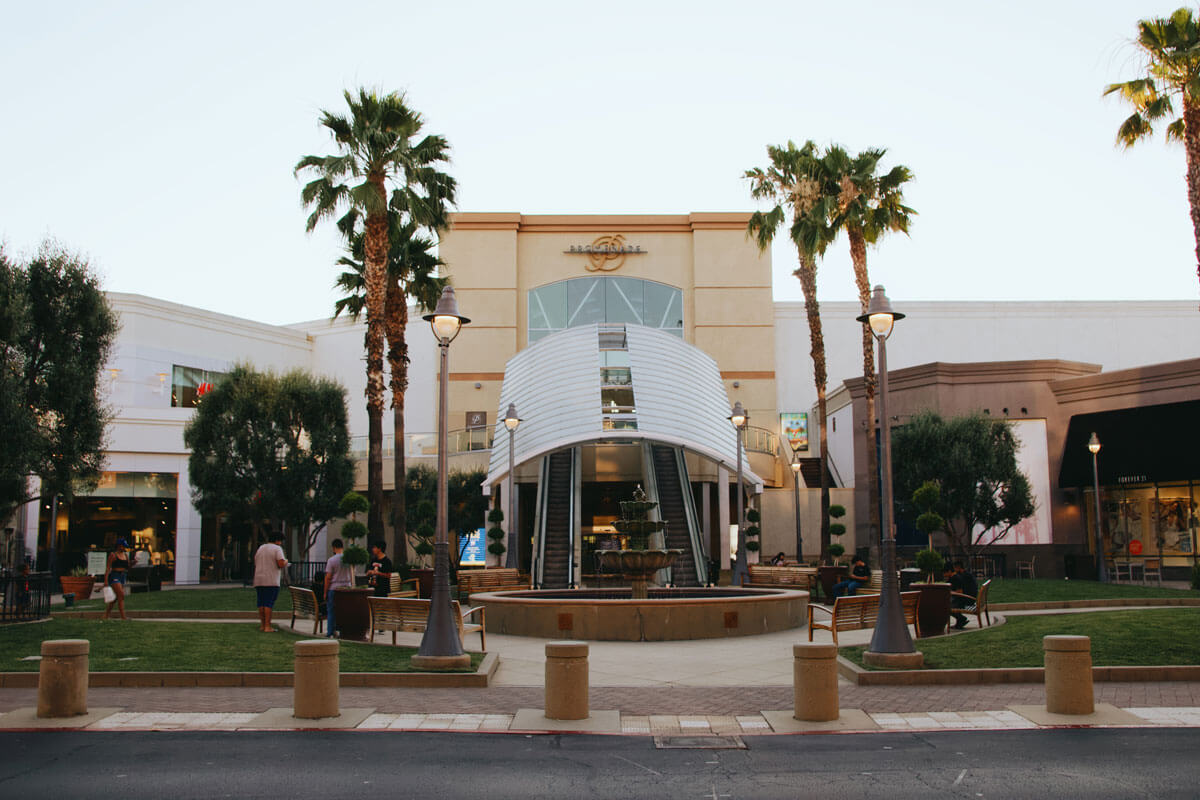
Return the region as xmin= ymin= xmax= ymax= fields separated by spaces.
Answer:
xmin=365 ymin=540 xmax=393 ymax=597
xmin=831 ymin=556 xmax=871 ymax=599
xmin=947 ymin=561 xmax=978 ymax=629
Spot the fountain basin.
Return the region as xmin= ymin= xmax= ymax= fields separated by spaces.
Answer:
xmin=472 ymin=587 xmax=809 ymax=641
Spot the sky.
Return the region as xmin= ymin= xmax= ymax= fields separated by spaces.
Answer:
xmin=1 ymin=1 xmax=1196 ymax=325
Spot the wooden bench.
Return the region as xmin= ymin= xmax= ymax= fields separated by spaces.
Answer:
xmin=367 ymin=596 xmax=486 ymax=651
xmin=287 ymin=586 xmax=325 ymax=635
xmin=457 ymin=567 xmax=529 ymax=601
xmin=745 ymin=564 xmax=816 ymax=590
xmin=808 ymin=590 xmax=921 ymax=646
xmin=388 ymin=575 xmax=419 ymax=598
xmin=951 ymin=578 xmax=992 ymax=628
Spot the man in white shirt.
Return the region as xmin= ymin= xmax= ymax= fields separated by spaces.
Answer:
xmin=253 ymin=532 xmax=289 ymax=632
xmin=322 ymin=538 xmax=356 ymax=638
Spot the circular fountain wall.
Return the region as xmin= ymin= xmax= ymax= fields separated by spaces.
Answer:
xmin=472 ymin=587 xmax=809 ymax=641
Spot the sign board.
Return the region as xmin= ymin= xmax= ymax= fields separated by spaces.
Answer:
xmin=1129 ymin=539 xmax=1143 ymax=555
xmin=86 ymin=551 xmax=108 ymax=575
xmin=780 ymin=412 xmax=808 ymax=452
xmin=459 ymin=528 xmax=487 ymax=566
xmin=466 ymin=411 xmax=487 ymax=430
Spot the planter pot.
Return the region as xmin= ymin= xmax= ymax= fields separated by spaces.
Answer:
xmin=411 ymin=568 xmax=435 ymax=599
xmin=59 ymin=575 xmax=96 ymax=601
xmin=915 ymin=582 xmax=952 ymax=638
xmin=332 ymin=587 xmax=373 ymax=641
xmin=818 ymin=565 xmax=847 ymax=603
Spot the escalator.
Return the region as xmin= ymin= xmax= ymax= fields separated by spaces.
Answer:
xmin=535 ymin=449 xmax=576 ymax=589
xmin=650 ymin=444 xmax=706 ymax=587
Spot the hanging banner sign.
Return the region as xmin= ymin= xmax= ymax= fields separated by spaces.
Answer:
xmin=780 ymin=412 xmax=808 ymax=452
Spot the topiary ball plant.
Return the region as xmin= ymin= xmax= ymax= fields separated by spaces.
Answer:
xmin=338 ymin=491 xmax=371 ymax=566
xmin=827 ymin=542 xmax=845 ymax=564
xmin=915 ymin=548 xmax=945 ymax=582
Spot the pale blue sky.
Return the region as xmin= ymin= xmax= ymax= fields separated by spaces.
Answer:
xmin=1 ymin=1 xmax=1194 ymax=324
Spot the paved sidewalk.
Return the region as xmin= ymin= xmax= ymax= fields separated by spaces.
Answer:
xmin=5 ymin=602 xmax=1197 ymax=734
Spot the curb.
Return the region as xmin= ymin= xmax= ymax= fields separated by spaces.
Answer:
xmin=991 ymin=598 xmax=1200 ymax=611
xmin=0 ymin=652 xmax=499 ymax=689
xmin=836 ymin=656 xmax=1200 ymax=685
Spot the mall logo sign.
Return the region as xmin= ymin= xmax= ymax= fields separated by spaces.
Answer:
xmin=565 ymin=234 xmax=647 ymax=272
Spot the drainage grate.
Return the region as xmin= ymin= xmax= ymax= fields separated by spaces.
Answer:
xmin=654 ymin=736 xmax=746 ymax=750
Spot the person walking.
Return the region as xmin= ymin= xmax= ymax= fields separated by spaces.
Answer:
xmin=322 ymin=538 xmax=355 ymax=638
xmin=103 ymin=538 xmax=130 ymax=620
xmin=253 ymin=532 xmax=289 ymax=632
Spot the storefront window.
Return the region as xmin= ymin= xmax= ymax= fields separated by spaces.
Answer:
xmin=171 ymin=365 xmax=227 ymax=408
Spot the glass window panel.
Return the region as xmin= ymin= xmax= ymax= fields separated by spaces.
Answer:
xmin=171 ymin=365 xmax=226 ymax=408
xmin=599 ymin=350 xmax=629 ymax=367
xmin=566 ymin=277 xmax=604 ymax=327
xmin=600 ymin=387 xmax=635 ymax=408
xmin=529 ymin=282 xmax=567 ymax=332
xmin=644 ymin=282 xmax=683 ymax=333
xmin=605 ymin=277 xmax=644 ymax=325
xmin=600 ymin=367 xmax=632 ymax=386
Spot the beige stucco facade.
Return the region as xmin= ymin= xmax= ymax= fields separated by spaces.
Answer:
xmin=438 ymin=213 xmax=778 ymax=456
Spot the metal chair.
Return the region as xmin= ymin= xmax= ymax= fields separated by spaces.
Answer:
xmin=1141 ymin=557 xmax=1163 ymax=586
xmin=1108 ymin=559 xmax=1132 ymax=582
xmin=1015 ymin=555 xmax=1035 ymax=579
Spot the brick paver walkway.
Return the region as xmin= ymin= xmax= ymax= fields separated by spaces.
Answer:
xmin=3 ymin=682 xmax=1199 ymax=716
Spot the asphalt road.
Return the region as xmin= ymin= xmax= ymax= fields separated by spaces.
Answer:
xmin=1 ymin=728 xmax=1197 ymax=799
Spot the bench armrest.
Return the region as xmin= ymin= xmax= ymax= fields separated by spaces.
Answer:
xmin=808 ymin=603 xmax=834 ymax=620
xmin=949 ymin=592 xmax=975 ymax=602
xmin=460 ymin=605 xmax=486 ymax=624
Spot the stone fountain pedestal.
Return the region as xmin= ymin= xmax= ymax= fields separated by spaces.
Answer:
xmin=595 ymin=549 xmax=683 ymax=599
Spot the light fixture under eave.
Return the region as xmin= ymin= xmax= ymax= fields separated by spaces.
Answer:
xmin=728 ymin=401 xmax=748 ymax=429
xmin=503 ymin=403 xmax=522 ymax=432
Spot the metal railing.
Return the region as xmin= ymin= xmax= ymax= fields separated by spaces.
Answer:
xmin=0 ymin=571 xmax=53 ymax=622
xmin=743 ymin=425 xmax=781 ymax=455
xmin=350 ymin=427 xmax=493 ymax=458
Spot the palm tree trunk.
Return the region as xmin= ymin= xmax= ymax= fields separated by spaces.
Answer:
xmin=1184 ymin=97 xmax=1200 ymax=301
xmin=793 ymin=252 xmax=831 ymax=561
xmin=386 ymin=276 xmax=410 ymax=564
xmin=848 ymin=227 xmax=882 ymax=551
xmin=363 ymin=194 xmax=389 ymax=542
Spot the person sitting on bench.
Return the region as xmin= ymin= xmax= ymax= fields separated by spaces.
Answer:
xmin=831 ymin=555 xmax=870 ymax=599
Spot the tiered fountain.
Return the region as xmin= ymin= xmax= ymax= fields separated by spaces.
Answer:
xmin=596 ymin=486 xmax=682 ymax=599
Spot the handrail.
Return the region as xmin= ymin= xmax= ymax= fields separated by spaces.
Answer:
xmin=743 ymin=425 xmax=780 ymax=455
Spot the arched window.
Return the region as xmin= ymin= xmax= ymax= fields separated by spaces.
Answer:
xmin=528 ymin=277 xmax=683 ymax=342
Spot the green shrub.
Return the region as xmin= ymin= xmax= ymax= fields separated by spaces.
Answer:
xmin=1192 ymin=561 xmax=1200 ymax=591
xmin=746 ymin=540 xmax=761 ymax=552
xmin=746 ymin=508 xmax=761 ymax=523
xmin=340 ymin=520 xmax=367 ymax=542
xmin=487 ymin=507 xmax=504 ymax=524
xmin=487 ymin=541 xmax=507 ymax=556
xmin=828 ymin=523 xmax=846 ymax=537
xmin=828 ymin=542 xmax=845 ymax=562
xmin=487 ymin=525 xmax=505 ymax=541
xmin=342 ymin=545 xmax=369 ymax=566
xmin=915 ymin=548 xmax=945 ymax=581
xmin=829 ymin=504 xmax=846 ymax=519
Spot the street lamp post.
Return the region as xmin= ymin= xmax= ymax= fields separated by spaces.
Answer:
xmin=503 ymin=403 xmax=522 ymax=570
xmin=729 ymin=402 xmax=749 ymax=586
xmin=1089 ymin=432 xmax=1107 ymax=583
xmin=790 ymin=453 xmax=803 ymax=562
xmin=412 ymin=286 xmax=472 ymax=671
xmin=857 ymin=286 xmax=922 ymax=667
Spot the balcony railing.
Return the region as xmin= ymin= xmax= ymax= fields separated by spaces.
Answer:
xmin=743 ymin=425 xmax=780 ymax=456
xmin=350 ymin=427 xmax=493 ymax=459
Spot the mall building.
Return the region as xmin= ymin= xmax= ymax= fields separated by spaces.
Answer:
xmin=6 ymin=213 xmax=1200 ymax=583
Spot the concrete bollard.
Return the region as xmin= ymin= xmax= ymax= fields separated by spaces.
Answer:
xmin=38 ymin=639 xmax=89 ymax=718
xmin=294 ymin=639 xmax=340 ymax=719
xmin=545 ymin=640 xmax=589 ymax=720
xmin=793 ymin=642 xmax=839 ymax=722
xmin=1044 ymin=635 xmax=1094 ymax=715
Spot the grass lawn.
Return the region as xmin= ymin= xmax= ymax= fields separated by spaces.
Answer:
xmin=0 ymin=618 xmax=483 ymax=673
xmin=67 ymin=587 xmax=292 ymax=613
xmin=987 ymin=578 xmax=1199 ymax=604
xmin=842 ymin=608 xmax=1200 ymax=670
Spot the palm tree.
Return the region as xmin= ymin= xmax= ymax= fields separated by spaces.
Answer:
xmin=296 ymin=88 xmax=455 ymax=543
xmin=820 ymin=145 xmax=916 ymax=547
xmin=334 ymin=212 xmax=447 ymax=561
xmin=746 ymin=140 xmax=839 ymax=562
xmin=1105 ymin=7 xmax=1200 ymax=298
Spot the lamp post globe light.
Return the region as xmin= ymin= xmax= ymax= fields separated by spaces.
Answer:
xmin=856 ymin=286 xmax=922 ymax=668
xmin=503 ymin=403 xmax=522 ymax=570
xmin=791 ymin=452 xmax=803 ymax=562
xmin=412 ymin=286 xmax=472 ymax=670
xmin=1089 ymin=432 xmax=1107 ymax=583
xmin=729 ymin=401 xmax=749 ymax=586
